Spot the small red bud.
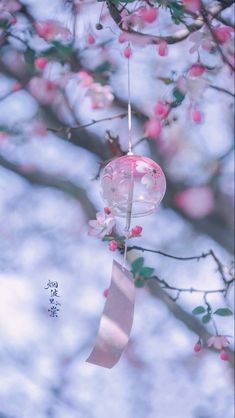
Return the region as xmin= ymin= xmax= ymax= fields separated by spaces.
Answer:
xmin=220 ymin=349 xmax=229 ymax=361
xmin=194 ymin=340 xmax=202 ymax=353
xmin=131 ymin=226 xmax=143 ymax=237
xmin=87 ymin=34 xmax=95 ymax=45
xmin=108 ymin=240 xmax=118 ymax=252
xmin=35 ymin=57 xmax=48 ymax=70
xmin=191 ymin=109 xmax=203 ymax=124
xmin=103 ymin=288 xmax=109 ymax=298
xmin=123 ymin=47 xmax=132 ymax=59
xmin=104 ymin=207 xmax=111 ymax=215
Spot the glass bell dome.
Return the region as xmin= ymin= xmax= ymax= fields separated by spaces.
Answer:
xmin=100 ymin=154 xmax=166 ymax=217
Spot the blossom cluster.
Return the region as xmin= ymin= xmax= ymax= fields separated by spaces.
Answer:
xmin=194 ymin=335 xmax=230 ymax=361
xmin=88 ymin=208 xmax=142 ymax=252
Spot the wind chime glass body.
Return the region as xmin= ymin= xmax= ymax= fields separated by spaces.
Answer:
xmin=100 ymin=154 xmax=166 ymax=217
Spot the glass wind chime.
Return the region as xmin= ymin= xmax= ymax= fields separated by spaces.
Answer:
xmin=86 ymin=52 xmax=166 ymax=368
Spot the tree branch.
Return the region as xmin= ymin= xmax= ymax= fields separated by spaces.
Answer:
xmin=0 ymin=153 xmax=97 ymax=219
xmin=106 ymin=0 xmax=233 ymax=45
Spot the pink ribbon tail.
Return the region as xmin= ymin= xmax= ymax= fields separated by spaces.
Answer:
xmin=86 ymin=260 xmax=135 ymax=368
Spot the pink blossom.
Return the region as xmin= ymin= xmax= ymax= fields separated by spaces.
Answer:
xmin=0 ymin=0 xmax=21 ymax=13
xmin=78 ymin=70 xmax=93 ymax=87
xmin=145 ymin=119 xmax=162 ymax=138
xmin=194 ymin=340 xmax=202 ymax=353
xmin=108 ymin=240 xmax=118 ymax=251
xmin=131 ymin=226 xmax=143 ymax=237
xmin=182 ymin=0 xmax=200 ymax=13
xmin=140 ymin=7 xmax=158 ymax=23
xmin=174 ymin=187 xmax=214 ymax=218
xmin=207 ymin=335 xmax=229 ymax=350
xmin=35 ymin=57 xmax=48 ymax=71
xmin=120 ymin=9 xmax=144 ymax=30
xmin=177 ymin=76 xmax=208 ymax=100
xmin=189 ymin=30 xmax=213 ymax=53
xmin=220 ymin=349 xmax=229 ymax=361
xmin=189 ymin=63 xmax=205 ymax=77
xmin=123 ymin=46 xmax=132 ymax=59
xmin=35 ymin=20 xmax=72 ymax=42
xmin=191 ymin=109 xmax=203 ymax=123
xmin=213 ymin=25 xmax=234 ymax=44
xmin=86 ymin=83 xmax=114 ymax=109
xmin=88 ymin=212 xmax=116 ymax=239
xmin=154 ymin=100 xmax=170 ymax=119
xmin=29 ymin=77 xmax=56 ymax=105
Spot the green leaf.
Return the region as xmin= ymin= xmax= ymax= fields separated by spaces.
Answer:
xmin=93 ymin=61 xmax=112 ymax=74
xmin=139 ymin=267 xmax=155 ymax=278
xmin=192 ymin=306 xmax=206 ymax=315
xmin=24 ymin=47 xmax=36 ymax=72
xmin=158 ymin=77 xmax=174 ymax=85
xmin=169 ymin=2 xmax=185 ymax=24
xmin=131 ymin=257 xmax=144 ymax=274
xmin=135 ymin=278 xmax=145 ymax=288
xmin=102 ymin=236 xmax=114 ymax=241
xmin=172 ymin=87 xmax=185 ymax=104
xmin=214 ymin=308 xmax=233 ymax=316
xmin=202 ymin=314 xmax=211 ymax=324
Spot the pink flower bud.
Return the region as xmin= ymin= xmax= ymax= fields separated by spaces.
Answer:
xmin=12 ymin=82 xmax=21 ymax=92
xmin=103 ymin=288 xmax=109 ymax=298
xmin=91 ymin=102 xmax=99 ymax=109
xmin=104 ymin=207 xmax=111 ymax=215
xmin=189 ymin=63 xmax=205 ymax=77
xmin=220 ymin=349 xmax=229 ymax=361
xmin=123 ymin=46 xmax=132 ymax=58
xmin=35 ymin=57 xmax=48 ymax=70
xmin=10 ymin=15 xmax=17 ymax=25
xmin=213 ymin=25 xmax=234 ymax=44
xmin=194 ymin=341 xmax=202 ymax=353
xmin=154 ymin=100 xmax=170 ymax=119
xmin=158 ymin=41 xmax=168 ymax=57
xmin=182 ymin=0 xmax=200 ymax=13
xmin=108 ymin=240 xmax=118 ymax=252
xmin=191 ymin=109 xmax=203 ymax=123
xmin=87 ymin=34 xmax=95 ymax=45
xmin=141 ymin=7 xmax=158 ymax=23
xmin=131 ymin=225 xmax=143 ymax=237
xmin=145 ymin=119 xmax=162 ymax=138
xmin=118 ymin=33 xmax=126 ymax=44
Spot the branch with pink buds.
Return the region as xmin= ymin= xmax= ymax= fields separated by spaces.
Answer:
xmin=88 ymin=208 xmax=234 ymax=359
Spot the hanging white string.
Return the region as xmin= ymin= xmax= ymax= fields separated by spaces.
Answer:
xmin=127 ymin=47 xmax=133 ymax=156
xmin=123 ymin=48 xmax=134 ymax=268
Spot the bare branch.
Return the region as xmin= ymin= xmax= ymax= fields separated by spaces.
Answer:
xmin=0 ymin=153 xmax=97 ymax=219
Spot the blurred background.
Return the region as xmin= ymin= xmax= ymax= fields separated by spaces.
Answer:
xmin=0 ymin=0 xmax=234 ymax=417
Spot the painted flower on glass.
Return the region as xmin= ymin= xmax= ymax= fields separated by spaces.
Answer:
xmin=88 ymin=212 xmax=116 ymax=239
xmin=136 ymin=160 xmax=160 ymax=189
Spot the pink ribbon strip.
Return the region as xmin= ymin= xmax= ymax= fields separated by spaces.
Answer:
xmin=86 ymin=260 xmax=135 ymax=368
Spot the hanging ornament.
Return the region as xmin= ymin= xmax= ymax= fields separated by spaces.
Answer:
xmin=87 ymin=46 xmax=166 ymax=368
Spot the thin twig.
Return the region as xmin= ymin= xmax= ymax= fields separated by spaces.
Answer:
xmin=48 ymin=112 xmax=129 ymax=134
